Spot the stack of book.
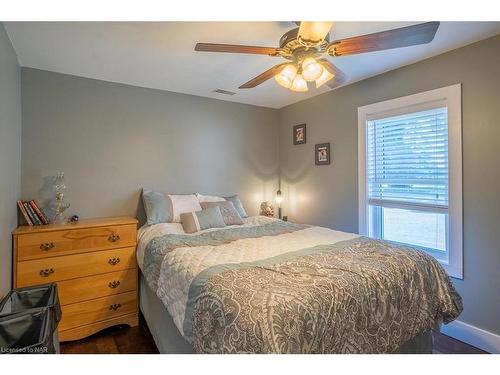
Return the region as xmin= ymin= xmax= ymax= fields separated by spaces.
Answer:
xmin=17 ymin=200 xmax=50 ymax=226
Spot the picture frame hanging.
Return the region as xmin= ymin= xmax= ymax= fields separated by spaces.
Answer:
xmin=293 ymin=124 xmax=306 ymax=145
xmin=315 ymin=143 xmax=331 ymax=165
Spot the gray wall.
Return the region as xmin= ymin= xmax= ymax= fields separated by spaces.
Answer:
xmin=21 ymin=69 xmax=280 ymax=222
xmin=279 ymin=35 xmax=500 ymax=335
xmin=0 ymin=24 xmax=21 ymax=297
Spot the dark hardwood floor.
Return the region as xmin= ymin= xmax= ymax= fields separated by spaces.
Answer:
xmin=432 ymin=331 xmax=487 ymax=354
xmin=61 ymin=316 xmax=159 ymax=354
xmin=60 ymin=316 xmax=487 ymax=354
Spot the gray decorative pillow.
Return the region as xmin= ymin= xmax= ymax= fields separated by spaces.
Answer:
xmin=142 ymin=189 xmax=169 ymax=225
xmin=180 ymin=206 xmax=226 ymax=234
xmin=224 ymin=195 xmax=248 ymax=218
xmin=200 ymin=201 xmax=244 ymax=226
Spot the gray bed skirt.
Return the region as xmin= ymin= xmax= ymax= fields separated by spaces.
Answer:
xmin=139 ymin=272 xmax=193 ymax=353
xmin=139 ymin=272 xmax=433 ymax=354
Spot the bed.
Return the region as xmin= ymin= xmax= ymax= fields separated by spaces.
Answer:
xmin=137 ymin=216 xmax=462 ymax=354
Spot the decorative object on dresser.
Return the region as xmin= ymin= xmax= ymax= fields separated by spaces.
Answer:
xmin=293 ymin=124 xmax=306 ymax=145
xmin=12 ymin=216 xmax=139 ymax=342
xmin=17 ymin=200 xmax=49 ymax=226
xmin=259 ymin=201 xmax=275 ymax=217
xmin=50 ymin=172 xmax=71 ymax=224
xmin=315 ymin=142 xmax=331 ymax=165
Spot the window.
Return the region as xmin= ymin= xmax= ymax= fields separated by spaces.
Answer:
xmin=358 ymin=84 xmax=463 ymax=278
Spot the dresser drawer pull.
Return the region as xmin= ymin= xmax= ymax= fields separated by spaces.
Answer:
xmin=108 ymin=257 xmax=121 ymax=266
xmin=109 ymin=303 xmax=122 ymax=311
xmin=108 ymin=234 xmax=120 ymax=242
xmin=40 ymin=242 xmax=55 ymax=251
xmin=108 ymin=280 xmax=121 ymax=289
xmin=39 ymin=268 xmax=54 ymax=277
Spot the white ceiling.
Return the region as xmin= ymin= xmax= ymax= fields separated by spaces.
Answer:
xmin=5 ymin=22 xmax=500 ymax=108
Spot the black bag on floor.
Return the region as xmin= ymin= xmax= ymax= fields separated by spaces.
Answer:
xmin=0 ymin=283 xmax=61 ymax=329
xmin=0 ymin=308 xmax=56 ymax=354
xmin=0 ymin=283 xmax=61 ymax=354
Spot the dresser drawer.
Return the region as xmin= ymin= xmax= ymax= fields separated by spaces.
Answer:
xmin=16 ymin=247 xmax=136 ymax=287
xmin=57 ymin=268 xmax=137 ymax=305
xmin=16 ymin=224 xmax=136 ymax=261
xmin=59 ymin=291 xmax=137 ymax=332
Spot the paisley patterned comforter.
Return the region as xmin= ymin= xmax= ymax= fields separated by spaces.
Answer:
xmin=140 ymin=216 xmax=462 ymax=353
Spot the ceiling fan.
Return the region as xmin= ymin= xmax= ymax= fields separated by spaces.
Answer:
xmin=195 ymin=21 xmax=440 ymax=92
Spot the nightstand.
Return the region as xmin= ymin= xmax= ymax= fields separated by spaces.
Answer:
xmin=12 ymin=216 xmax=138 ymax=342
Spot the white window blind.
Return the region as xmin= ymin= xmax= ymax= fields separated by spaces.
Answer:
xmin=367 ymin=107 xmax=448 ymax=212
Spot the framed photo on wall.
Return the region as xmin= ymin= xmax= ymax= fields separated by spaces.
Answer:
xmin=315 ymin=143 xmax=331 ymax=165
xmin=293 ymin=124 xmax=306 ymax=145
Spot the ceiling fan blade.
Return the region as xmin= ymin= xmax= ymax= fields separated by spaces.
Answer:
xmin=239 ymin=63 xmax=289 ymax=89
xmin=328 ymin=21 xmax=440 ymax=57
xmin=195 ymin=43 xmax=279 ymax=56
xmin=297 ymin=22 xmax=334 ymax=44
xmin=318 ymin=59 xmax=348 ymax=88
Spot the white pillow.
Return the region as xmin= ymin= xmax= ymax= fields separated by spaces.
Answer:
xmin=168 ymin=194 xmax=202 ymax=222
xmin=196 ymin=193 xmax=226 ymax=203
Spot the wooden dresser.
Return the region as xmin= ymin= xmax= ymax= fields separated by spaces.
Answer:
xmin=12 ymin=216 xmax=139 ymax=342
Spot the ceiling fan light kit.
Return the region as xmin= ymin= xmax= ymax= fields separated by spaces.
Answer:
xmin=290 ymin=74 xmax=308 ymax=92
xmin=302 ymin=57 xmax=322 ymax=81
xmin=274 ymin=64 xmax=298 ymax=89
xmin=315 ymin=66 xmax=335 ymax=88
xmin=274 ymin=57 xmax=331 ymax=92
xmin=194 ymin=21 xmax=440 ymax=93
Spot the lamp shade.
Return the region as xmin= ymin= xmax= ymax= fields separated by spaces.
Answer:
xmin=276 ymin=189 xmax=282 ymax=205
xmin=302 ymin=57 xmax=324 ymax=82
xmin=290 ymin=74 xmax=308 ymax=92
xmin=315 ymin=67 xmax=334 ymax=88
xmin=274 ymin=64 xmax=297 ymax=89
xmin=297 ymin=22 xmax=333 ymax=45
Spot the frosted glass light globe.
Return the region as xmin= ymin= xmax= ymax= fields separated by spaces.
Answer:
xmin=302 ymin=57 xmax=323 ymax=82
xmin=315 ymin=67 xmax=335 ymax=88
xmin=274 ymin=64 xmax=297 ymax=89
xmin=290 ymin=74 xmax=308 ymax=92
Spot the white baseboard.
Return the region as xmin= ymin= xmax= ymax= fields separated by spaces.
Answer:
xmin=441 ymin=320 xmax=500 ymax=353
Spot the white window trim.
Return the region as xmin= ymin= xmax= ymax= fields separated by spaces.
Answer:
xmin=358 ymin=84 xmax=463 ymax=279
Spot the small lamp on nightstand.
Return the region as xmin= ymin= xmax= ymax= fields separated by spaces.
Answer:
xmin=276 ymin=189 xmax=283 ymax=219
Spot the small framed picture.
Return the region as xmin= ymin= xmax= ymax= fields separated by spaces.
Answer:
xmin=315 ymin=143 xmax=331 ymax=165
xmin=293 ymin=124 xmax=306 ymax=145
